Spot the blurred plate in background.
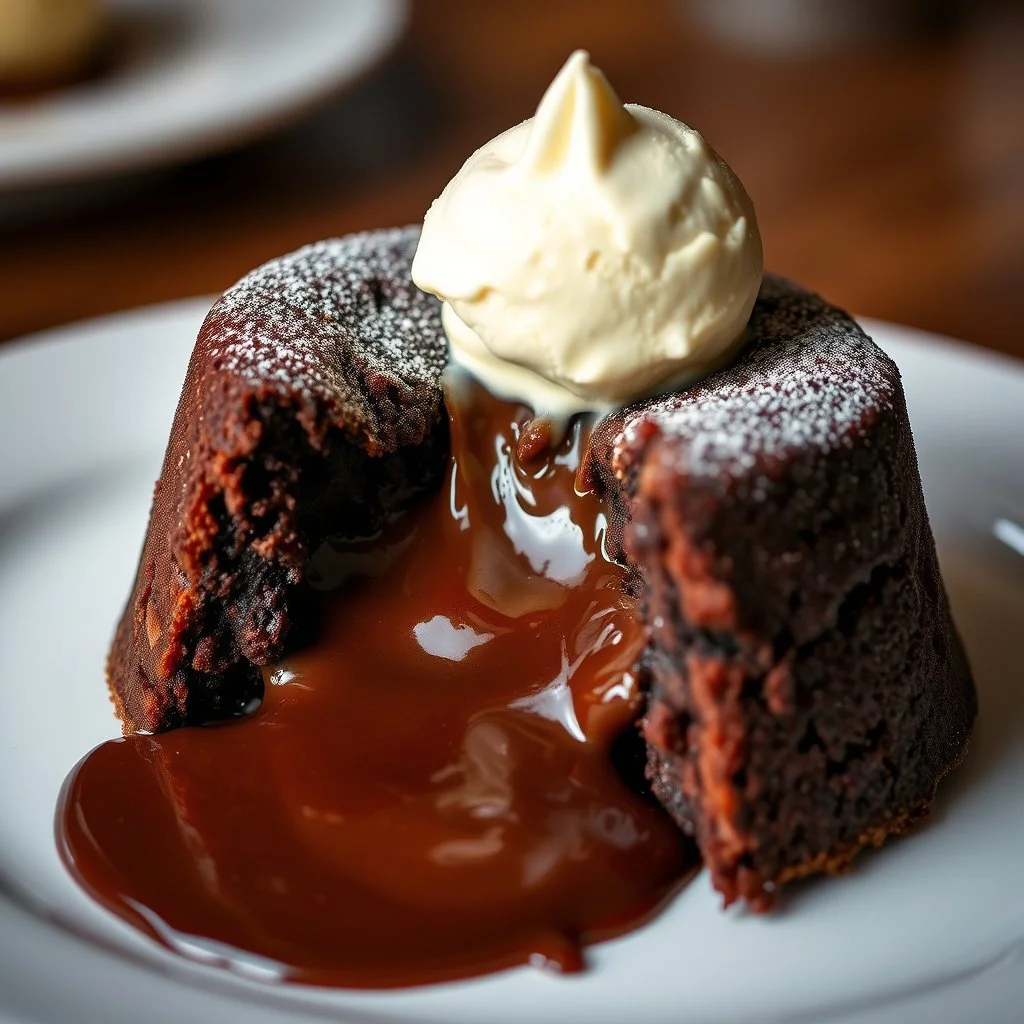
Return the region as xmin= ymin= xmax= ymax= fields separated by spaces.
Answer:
xmin=0 ymin=0 xmax=406 ymax=190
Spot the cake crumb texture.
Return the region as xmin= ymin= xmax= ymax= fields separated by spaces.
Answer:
xmin=109 ymin=227 xmax=448 ymax=732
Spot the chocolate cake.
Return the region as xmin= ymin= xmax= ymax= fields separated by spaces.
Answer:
xmin=588 ymin=282 xmax=976 ymax=908
xmin=108 ymin=225 xmax=975 ymax=909
xmin=110 ymin=228 xmax=449 ymax=732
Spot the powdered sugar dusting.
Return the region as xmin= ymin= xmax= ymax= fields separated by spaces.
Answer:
xmin=615 ymin=276 xmax=898 ymax=476
xmin=195 ymin=231 xmax=891 ymax=479
xmin=198 ymin=226 xmax=446 ymax=431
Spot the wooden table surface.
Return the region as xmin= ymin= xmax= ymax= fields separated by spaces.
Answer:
xmin=1 ymin=0 xmax=1022 ymax=359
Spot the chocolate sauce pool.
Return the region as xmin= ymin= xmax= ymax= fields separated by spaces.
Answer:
xmin=57 ymin=376 xmax=696 ymax=988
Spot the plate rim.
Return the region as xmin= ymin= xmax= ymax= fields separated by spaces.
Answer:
xmin=1 ymin=299 xmax=1023 ymax=1024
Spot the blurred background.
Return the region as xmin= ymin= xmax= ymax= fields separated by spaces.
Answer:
xmin=0 ymin=0 xmax=1021 ymax=355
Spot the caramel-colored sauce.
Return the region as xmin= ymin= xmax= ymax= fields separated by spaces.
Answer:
xmin=57 ymin=375 xmax=695 ymax=988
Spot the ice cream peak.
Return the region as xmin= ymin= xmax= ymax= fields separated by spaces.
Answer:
xmin=411 ymin=50 xmax=763 ymax=419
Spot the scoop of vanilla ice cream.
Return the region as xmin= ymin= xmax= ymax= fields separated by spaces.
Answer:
xmin=411 ymin=50 xmax=763 ymax=418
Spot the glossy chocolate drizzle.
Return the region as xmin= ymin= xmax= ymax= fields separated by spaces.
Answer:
xmin=57 ymin=375 xmax=695 ymax=988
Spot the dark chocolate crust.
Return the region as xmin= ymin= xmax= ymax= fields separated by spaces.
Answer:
xmin=109 ymin=229 xmax=975 ymax=910
xmin=589 ymin=277 xmax=976 ymax=908
xmin=109 ymin=228 xmax=448 ymax=732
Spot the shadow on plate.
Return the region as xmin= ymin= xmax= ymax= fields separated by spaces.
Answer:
xmin=928 ymin=545 xmax=1024 ymax=808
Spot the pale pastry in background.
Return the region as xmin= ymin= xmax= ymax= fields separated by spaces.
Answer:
xmin=0 ymin=0 xmax=107 ymax=90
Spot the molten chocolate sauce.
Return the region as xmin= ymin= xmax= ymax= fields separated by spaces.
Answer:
xmin=58 ymin=375 xmax=695 ymax=988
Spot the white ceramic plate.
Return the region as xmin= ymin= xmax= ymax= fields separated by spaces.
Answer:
xmin=0 ymin=0 xmax=406 ymax=190
xmin=0 ymin=301 xmax=1022 ymax=1024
